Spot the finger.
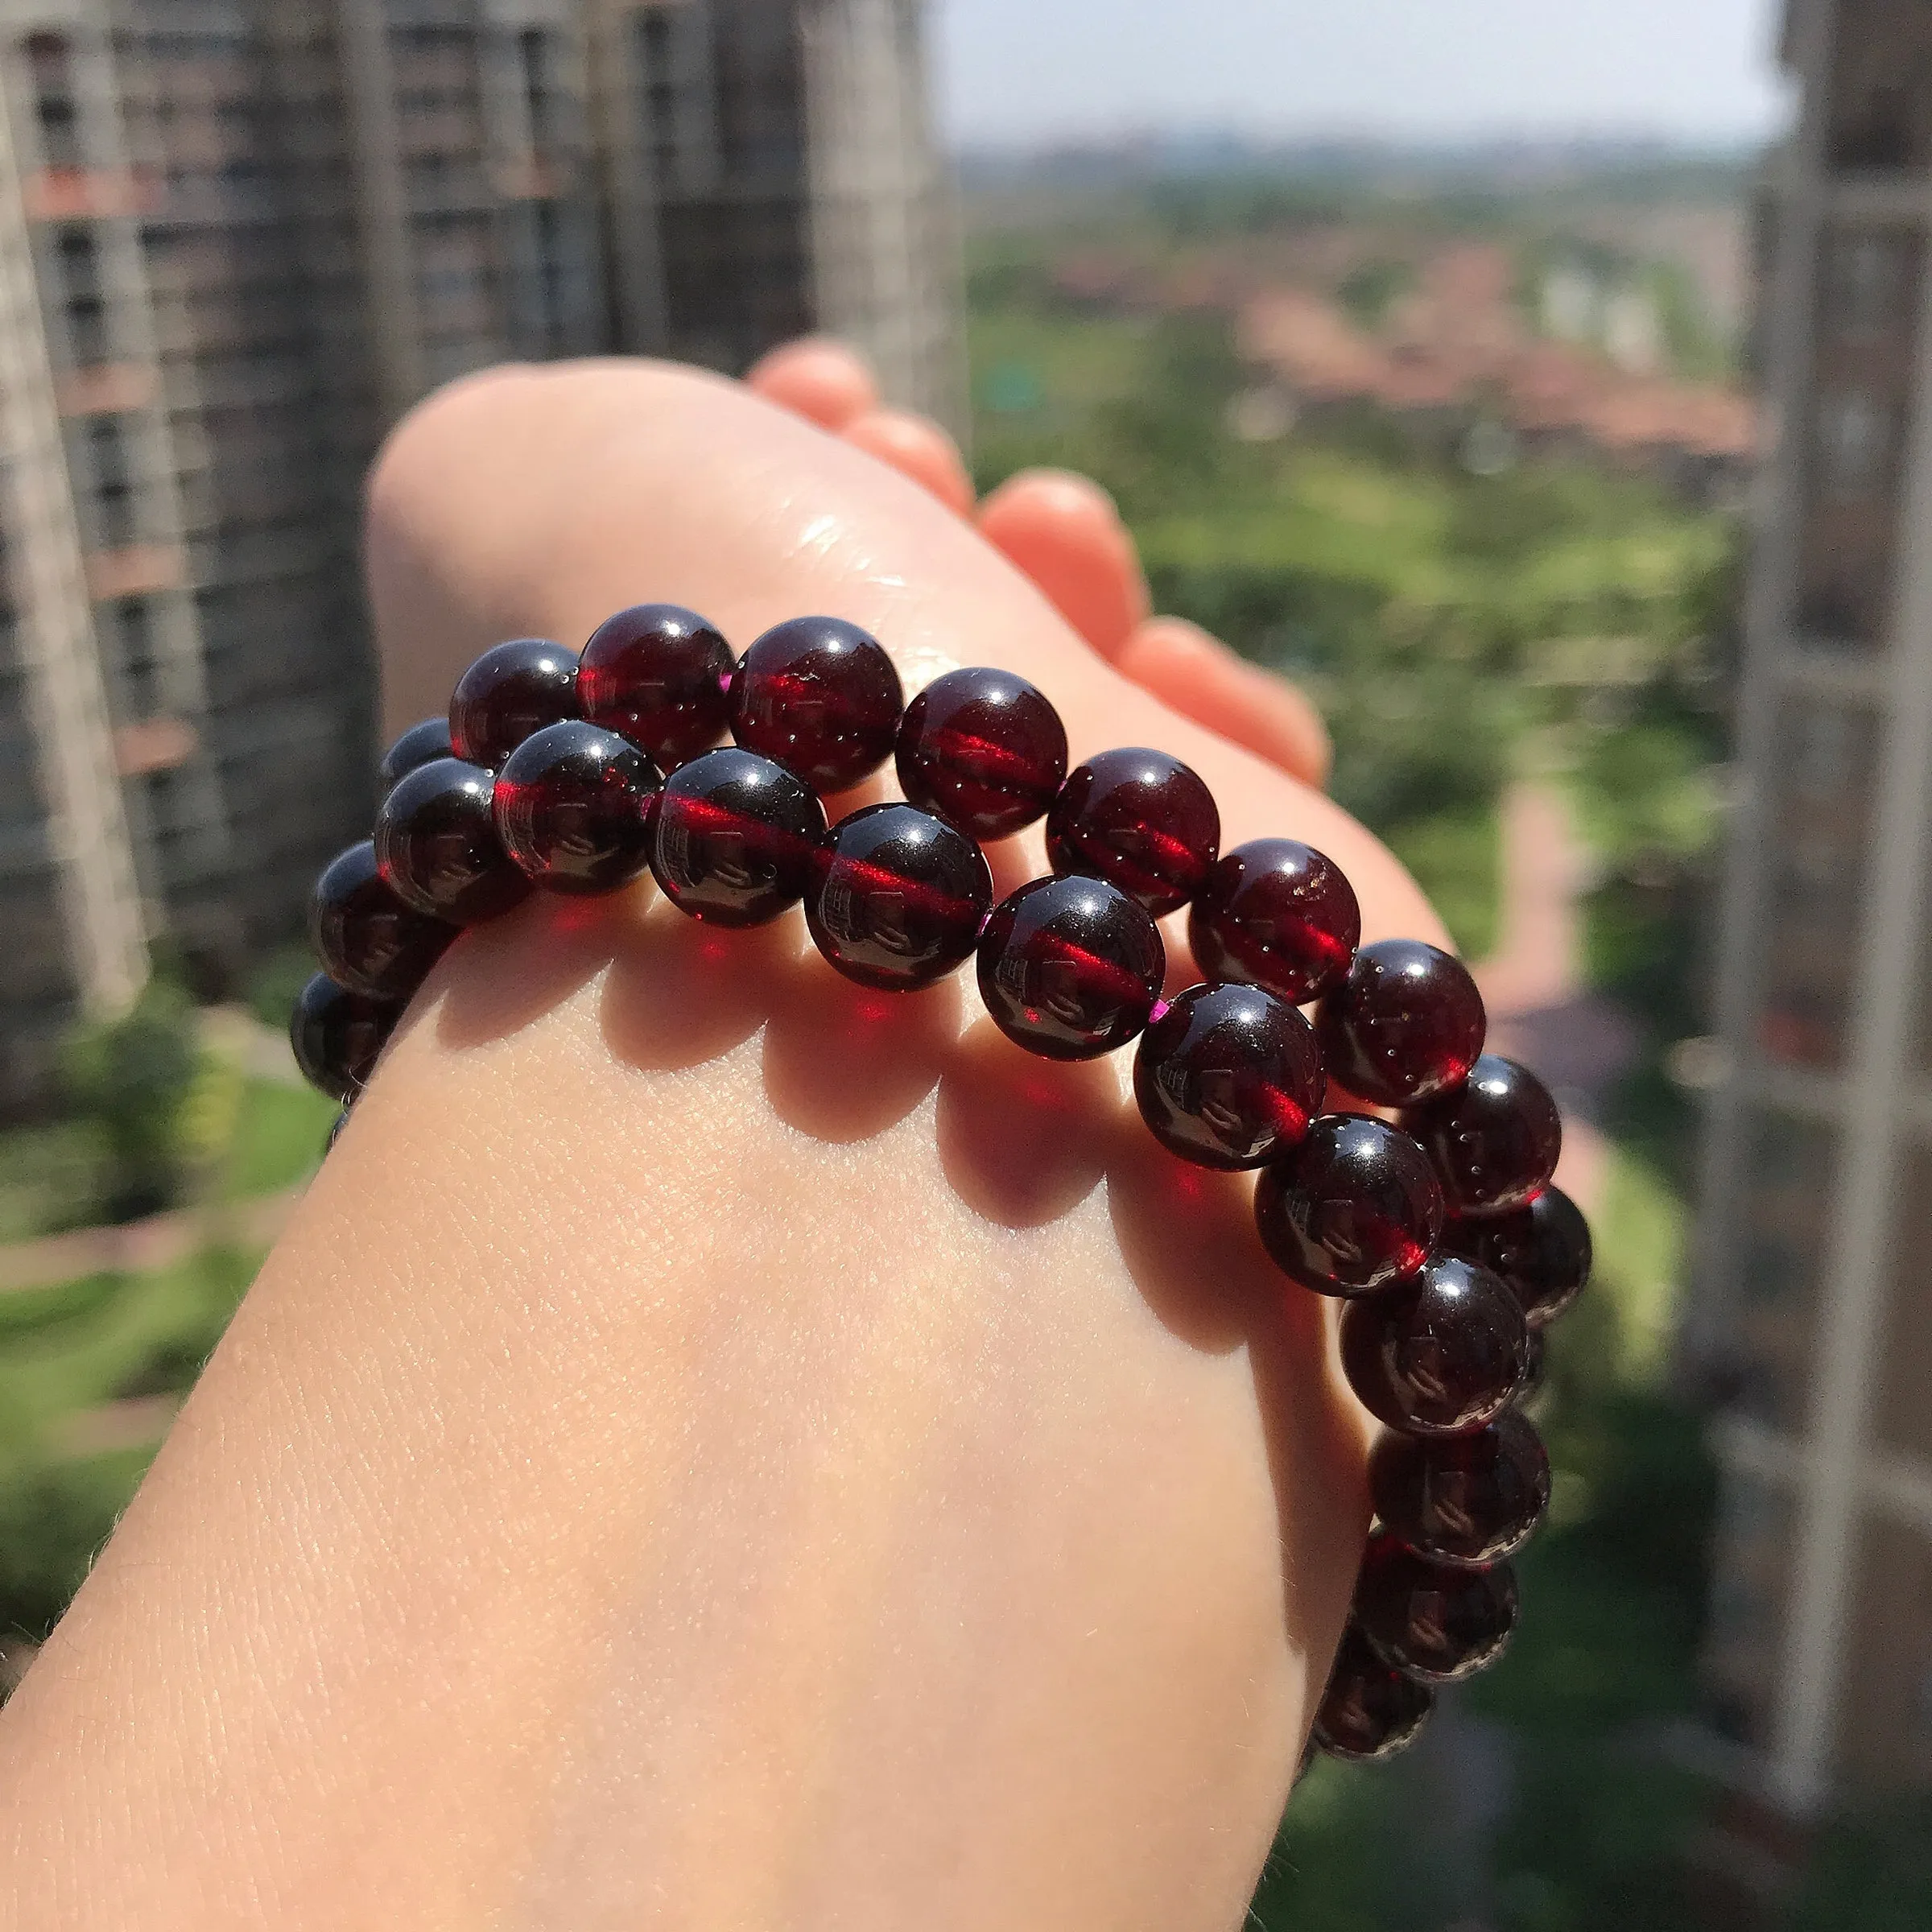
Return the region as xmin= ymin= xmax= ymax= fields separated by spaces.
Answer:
xmin=744 ymin=336 xmax=879 ymax=431
xmin=840 ymin=407 xmax=975 ymax=517
xmin=1117 ymin=617 xmax=1333 ymax=791
xmin=976 ymin=469 xmax=1149 ymax=659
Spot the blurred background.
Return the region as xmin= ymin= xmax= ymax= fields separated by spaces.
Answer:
xmin=0 ymin=0 xmax=1922 ymax=1925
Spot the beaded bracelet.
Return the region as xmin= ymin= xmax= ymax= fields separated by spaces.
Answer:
xmin=294 ymin=605 xmax=1592 ymax=1769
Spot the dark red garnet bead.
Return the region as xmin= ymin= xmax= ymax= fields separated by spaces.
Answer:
xmin=448 ymin=638 xmax=581 ymax=770
xmin=807 ymin=802 xmax=993 ymax=990
xmin=650 ymin=745 xmax=827 ymax=926
xmin=1311 ymin=1624 xmax=1435 ymax=1764
xmin=1188 ymin=838 xmax=1360 ymax=1005
xmin=1318 ymin=938 xmax=1486 ymax=1106
xmin=1442 ymin=1184 xmax=1591 ymax=1328
xmin=493 ymin=720 xmax=662 ymax=896
xmin=1368 ymin=1408 xmax=1552 ymax=1568
xmin=578 ymin=602 xmax=735 ymax=769
xmin=1406 ymin=1053 xmax=1563 ymax=1218
xmin=309 ymin=840 xmax=456 ymax=1001
xmin=290 ymin=972 xmax=396 ymax=1103
xmin=1045 ymin=747 xmax=1220 ymax=914
xmin=1353 ymin=1534 xmax=1519 ymax=1683
xmin=378 ymin=716 xmax=453 ymax=789
xmin=977 ymin=873 xmax=1165 ymax=1060
xmin=1133 ymin=983 xmax=1322 ymax=1170
xmin=729 ymin=615 xmax=902 ymax=794
xmin=1340 ymin=1253 xmax=1528 ymax=1437
xmin=895 ymin=665 xmax=1067 ymax=840
xmin=1253 ymin=1114 xmax=1444 ymax=1297
xmin=376 ymin=758 xmax=534 ymax=924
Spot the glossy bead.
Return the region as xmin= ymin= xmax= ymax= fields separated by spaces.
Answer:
xmin=1515 ymin=1328 xmax=1547 ymax=1404
xmin=290 ymin=972 xmax=395 ymax=1103
xmin=808 ymin=803 xmax=993 ymax=990
xmin=1318 ymin=938 xmax=1485 ymax=1106
xmin=1188 ymin=838 xmax=1360 ymax=1004
xmin=729 ymin=614 xmax=902 ymax=793
xmin=1369 ymin=1409 xmax=1551 ymax=1567
xmin=378 ymin=716 xmax=453 ymax=789
xmin=308 ymin=839 xmax=456 ymax=1000
xmin=1311 ymin=1624 xmax=1435 ymax=1764
xmin=1441 ymin=1184 xmax=1592 ymax=1328
xmin=325 ymin=1109 xmax=349 ymax=1155
xmin=578 ymin=602 xmax=734 ymax=768
xmin=977 ymin=873 xmax=1165 ymax=1060
xmin=1353 ymin=1534 xmax=1519 ymax=1683
xmin=1340 ymin=1253 xmax=1528 ymax=1438
xmin=1253 ymin=1114 xmax=1444 ymax=1297
xmin=493 ymin=720 xmax=662 ymax=895
xmin=1045 ymin=747 xmax=1219 ymax=914
xmin=1406 ymin=1054 xmax=1563 ymax=1218
xmin=1133 ymin=983 xmax=1322 ymax=1170
xmin=448 ymin=638 xmax=580 ymax=769
xmin=376 ymin=758 xmax=533 ymax=924
xmin=650 ymin=745 xmax=827 ymax=926
xmin=895 ymin=665 xmax=1067 ymax=840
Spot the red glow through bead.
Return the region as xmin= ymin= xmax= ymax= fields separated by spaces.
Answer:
xmin=448 ymin=637 xmax=580 ymax=769
xmin=1318 ymin=938 xmax=1486 ymax=1106
xmin=896 ymin=666 xmax=1068 ymax=840
xmin=493 ymin=720 xmax=661 ymax=895
xmin=977 ymin=873 xmax=1165 ymax=1059
xmin=1188 ymin=837 xmax=1360 ymax=1004
xmin=1253 ymin=1114 xmax=1444 ymax=1296
xmin=1405 ymin=1054 xmax=1563 ymax=1219
xmin=807 ymin=802 xmax=993 ymax=989
xmin=579 ymin=602 xmax=735 ymax=769
xmin=1133 ymin=981 xmax=1322 ymax=1170
xmin=729 ymin=615 xmax=902 ymax=794
xmin=1045 ymin=747 xmax=1220 ymax=914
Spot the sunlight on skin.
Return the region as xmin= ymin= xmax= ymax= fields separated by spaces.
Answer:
xmin=745 ymin=336 xmax=1331 ymax=788
xmin=0 ymin=355 xmax=1449 ymax=1931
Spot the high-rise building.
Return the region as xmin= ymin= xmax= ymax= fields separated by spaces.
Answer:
xmin=0 ymin=0 xmax=961 ymax=1106
xmin=1690 ymin=0 xmax=1932 ymax=1866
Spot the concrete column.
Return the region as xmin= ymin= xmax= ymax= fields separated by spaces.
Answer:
xmin=336 ymin=0 xmax=427 ymax=422
xmin=0 ymin=47 xmax=144 ymax=1011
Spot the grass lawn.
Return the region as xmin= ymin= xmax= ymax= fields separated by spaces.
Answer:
xmin=0 ymin=1075 xmax=328 ymax=1252
xmin=1385 ymin=807 xmax=1501 ymax=963
xmin=0 ymin=1242 xmax=263 ymax=1637
xmin=0 ymin=1244 xmax=259 ymax=1435
xmin=219 ymin=1079 xmax=336 ymax=1203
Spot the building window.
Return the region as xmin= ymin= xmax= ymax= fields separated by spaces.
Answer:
xmin=24 ymin=32 xmax=80 ymax=171
xmin=1814 ymin=390 xmax=1890 ymax=499
xmin=88 ymin=417 xmax=134 ymax=549
xmin=1831 ymin=80 xmax=1919 ymax=171
xmin=1823 ymin=229 xmax=1917 ymax=341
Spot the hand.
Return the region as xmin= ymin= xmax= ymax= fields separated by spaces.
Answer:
xmin=0 ymin=349 xmax=1447 ymax=1931
xmin=741 ymin=339 xmax=1333 ymax=791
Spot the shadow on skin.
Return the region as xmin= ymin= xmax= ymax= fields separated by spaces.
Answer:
xmin=434 ymin=889 xmax=633 ymax=1050
xmin=411 ymin=851 xmax=1368 ymax=1672
xmin=1105 ymin=1110 xmax=1373 ymax=1651
xmin=601 ymin=899 xmax=806 ymax=1073
xmin=1251 ymin=1294 xmax=1372 ymax=1679
xmin=763 ymin=962 xmax=962 ymax=1143
xmin=1103 ymin=1120 xmax=1272 ymax=1356
xmin=934 ymin=1018 xmax=1119 ymax=1228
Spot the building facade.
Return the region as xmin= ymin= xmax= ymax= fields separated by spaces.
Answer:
xmin=1690 ymin=0 xmax=1932 ymax=1859
xmin=0 ymin=0 xmax=961 ymax=1105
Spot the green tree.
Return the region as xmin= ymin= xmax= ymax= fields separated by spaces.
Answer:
xmin=60 ymin=972 xmax=204 ymax=1222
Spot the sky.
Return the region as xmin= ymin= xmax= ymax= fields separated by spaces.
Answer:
xmin=935 ymin=0 xmax=1792 ymax=150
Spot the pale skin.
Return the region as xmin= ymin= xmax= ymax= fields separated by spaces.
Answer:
xmin=0 ymin=343 xmax=1446 ymax=1930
